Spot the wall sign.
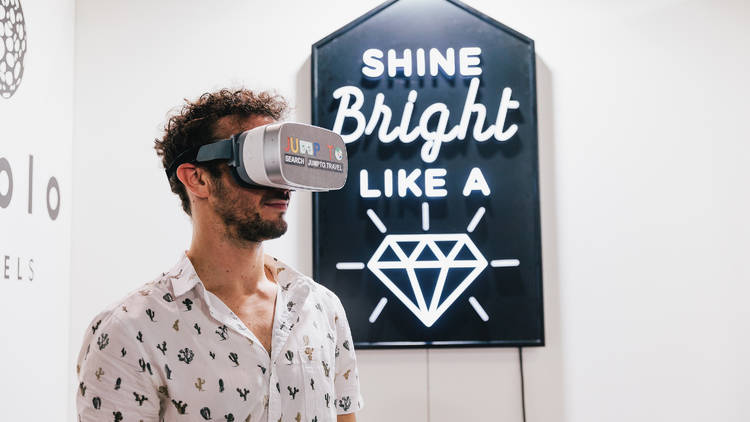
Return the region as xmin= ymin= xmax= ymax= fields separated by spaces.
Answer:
xmin=0 ymin=0 xmax=72 ymax=416
xmin=312 ymin=0 xmax=544 ymax=348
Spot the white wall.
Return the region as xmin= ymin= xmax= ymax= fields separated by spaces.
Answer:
xmin=0 ymin=0 xmax=75 ymax=420
xmin=69 ymin=1 xmax=750 ymax=422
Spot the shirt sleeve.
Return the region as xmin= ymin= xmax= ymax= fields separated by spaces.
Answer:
xmin=332 ymin=296 xmax=364 ymax=415
xmin=76 ymin=312 xmax=160 ymax=422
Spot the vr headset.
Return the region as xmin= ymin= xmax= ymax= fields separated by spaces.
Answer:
xmin=165 ymin=122 xmax=348 ymax=191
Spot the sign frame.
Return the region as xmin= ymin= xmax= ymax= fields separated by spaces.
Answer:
xmin=311 ymin=0 xmax=544 ymax=349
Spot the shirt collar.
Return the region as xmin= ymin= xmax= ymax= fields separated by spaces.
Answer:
xmin=166 ymin=250 xmax=312 ymax=363
xmin=167 ymin=250 xmax=308 ymax=298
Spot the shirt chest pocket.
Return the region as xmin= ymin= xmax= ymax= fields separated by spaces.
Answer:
xmin=298 ymin=343 xmax=336 ymax=420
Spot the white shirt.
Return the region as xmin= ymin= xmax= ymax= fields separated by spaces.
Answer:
xmin=76 ymin=252 xmax=364 ymax=422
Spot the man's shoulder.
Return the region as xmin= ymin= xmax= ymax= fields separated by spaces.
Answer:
xmin=276 ymin=259 xmax=343 ymax=318
xmin=76 ymin=277 xmax=173 ymax=374
xmin=296 ymin=275 xmax=347 ymax=318
xmin=272 ymin=258 xmax=343 ymax=310
xmin=103 ymin=274 xmax=176 ymax=316
xmin=80 ymin=273 xmax=176 ymax=340
xmin=307 ymin=279 xmax=341 ymax=305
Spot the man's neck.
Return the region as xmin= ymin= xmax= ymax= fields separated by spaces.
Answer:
xmin=186 ymin=226 xmax=275 ymax=299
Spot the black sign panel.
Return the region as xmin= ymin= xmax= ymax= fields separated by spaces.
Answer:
xmin=312 ymin=0 xmax=543 ymax=348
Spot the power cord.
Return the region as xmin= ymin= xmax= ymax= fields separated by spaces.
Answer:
xmin=518 ymin=347 xmax=527 ymax=422
xmin=426 ymin=347 xmax=527 ymax=421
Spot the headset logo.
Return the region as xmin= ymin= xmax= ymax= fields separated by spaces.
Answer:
xmin=285 ymin=137 xmax=344 ymax=161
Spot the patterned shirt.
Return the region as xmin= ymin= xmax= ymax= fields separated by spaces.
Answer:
xmin=75 ymin=251 xmax=364 ymax=422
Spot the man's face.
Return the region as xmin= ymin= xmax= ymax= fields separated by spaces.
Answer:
xmin=206 ymin=115 xmax=291 ymax=244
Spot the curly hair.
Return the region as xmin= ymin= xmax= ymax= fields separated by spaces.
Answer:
xmin=154 ymin=89 xmax=288 ymax=216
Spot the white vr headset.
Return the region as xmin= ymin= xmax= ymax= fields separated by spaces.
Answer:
xmin=165 ymin=122 xmax=348 ymax=191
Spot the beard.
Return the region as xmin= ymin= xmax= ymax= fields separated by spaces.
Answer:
xmin=210 ymin=175 xmax=288 ymax=244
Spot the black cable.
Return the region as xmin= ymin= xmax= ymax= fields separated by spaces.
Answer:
xmin=518 ymin=347 xmax=527 ymax=422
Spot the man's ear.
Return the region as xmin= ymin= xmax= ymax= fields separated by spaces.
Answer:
xmin=176 ymin=163 xmax=211 ymax=199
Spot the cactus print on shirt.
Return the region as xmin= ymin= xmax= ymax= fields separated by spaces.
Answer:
xmin=76 ymin=251 xmax=364 ymax=421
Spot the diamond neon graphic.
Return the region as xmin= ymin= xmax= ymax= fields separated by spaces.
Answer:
xmin=335 ymin=205 xmax=519 ymax=327
xmin=366 ymin=233 xmax=488 ymax=327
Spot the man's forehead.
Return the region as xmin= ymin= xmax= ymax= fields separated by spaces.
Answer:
xmin=212 ymin=114 xmax=275 ymax=139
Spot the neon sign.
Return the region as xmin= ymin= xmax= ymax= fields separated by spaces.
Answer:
xmin=332 ymin=77 xmax=520 ymax=163
xmin=312 ymin=0 xmax=544 ymax=348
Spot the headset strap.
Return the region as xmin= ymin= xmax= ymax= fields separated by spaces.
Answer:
xmin=164 ymin=137 xmax=236 ymax=179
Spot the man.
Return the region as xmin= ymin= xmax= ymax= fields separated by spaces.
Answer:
xmin=75 ymin=89 xmax=363 ymax=422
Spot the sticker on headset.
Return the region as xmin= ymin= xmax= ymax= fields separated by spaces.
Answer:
xmin=284 ymin=154 xmax=306 ymax=166
xmin=306 ymin=158 xmax=343 ymax=173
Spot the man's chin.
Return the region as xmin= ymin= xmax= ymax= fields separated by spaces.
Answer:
xmin=265 ymin=222 xmax=288 ymax=240
xmin=237 ymin=221 xmax=288 ymax=243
